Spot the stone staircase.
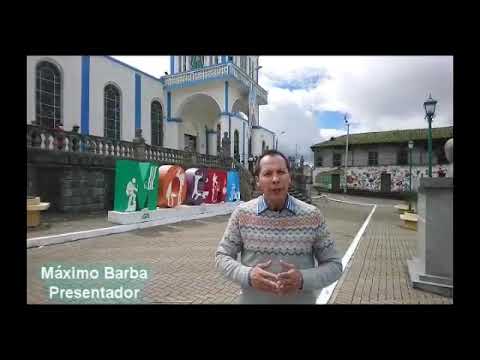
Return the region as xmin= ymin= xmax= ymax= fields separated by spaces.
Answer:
xmin=288 ymin=185 xmax=312 ymax=204
xmin=250 ymin=186 xmax=311 ymax=204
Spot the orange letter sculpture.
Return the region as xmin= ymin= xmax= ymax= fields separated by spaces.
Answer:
xmin=157 ymin=165 xmax=187 ymax=208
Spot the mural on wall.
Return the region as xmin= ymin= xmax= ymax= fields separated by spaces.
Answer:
xmin=226 ymin=171 xmax=241 ymax=202
xmin=345 ymin=165 xmax=449 ymax=192
xmin=205 ymin=169 xmax=227 ymax=204
xmin=158 ymin=165 xmax=187 ymax=207
xmin=114 ymin=160 xmax=159 ymax=212
xmin=185 ymin=168 xmax=208 ymax=205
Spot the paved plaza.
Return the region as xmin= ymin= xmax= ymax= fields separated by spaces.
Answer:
xmin=27 ymin=194 xmax=453 ymax=305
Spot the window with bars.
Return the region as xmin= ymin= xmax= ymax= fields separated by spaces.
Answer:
xmin=397 ymin=149 xmax=409 ymax=165
xmin=151 ymin=100 xmax=163 ymax=146
xmin=333 ymin=153 xmax=341 ymax=167
xmin=315 ymin=155 xmax=323 ymax=167
xmin=36 ymin=61 xmax=62 ymax=128
xmin=436 ymin=144 xmax=448 ymax=164
xmin=104 ymin=84 xmax=121 ymax=140
xmin=368 ymin=151 xmax=378 ymax=166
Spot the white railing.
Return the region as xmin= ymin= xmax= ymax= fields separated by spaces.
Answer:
xmin=163 ymin=63 xmax=268 ymax=102
xmin=164 ymin=64 xmax=229 ymax=87
xmin=228 ymin=64 xmax=268 ymax=100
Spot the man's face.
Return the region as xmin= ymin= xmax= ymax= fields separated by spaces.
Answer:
xmin=256 ymin=155 xmax=291 ymax=206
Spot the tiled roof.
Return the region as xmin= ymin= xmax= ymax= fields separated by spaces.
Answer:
xmin=311 ymin=126 xmax=453 ymax=148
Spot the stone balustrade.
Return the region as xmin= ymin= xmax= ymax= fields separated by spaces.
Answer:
xmin=27 ymin=124 xmax=254 ymax=212
xmin=27 ymin=124 xmax=235 ymax=170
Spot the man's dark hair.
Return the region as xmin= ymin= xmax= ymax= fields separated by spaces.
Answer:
xmin=254 ymin=150 xmax=291 ymax=176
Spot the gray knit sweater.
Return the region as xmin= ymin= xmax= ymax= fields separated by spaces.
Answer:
xmin=215 ymin=194 xmax=343 ymax=304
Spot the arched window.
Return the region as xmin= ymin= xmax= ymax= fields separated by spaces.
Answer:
xmin=36 ymin=61 xmax=62 ymax=128
xmin=151 ymin=100 xmax=163 ymax=146
xmin=104 ymin=84 xmax=121 ymax=140
xmin=262 ymin=141 xmax=266 ymax=154
xmin=217 ymin=124 xmax=221 ymax=154
xmin=234 ymin=130 xmax=240 ymax=161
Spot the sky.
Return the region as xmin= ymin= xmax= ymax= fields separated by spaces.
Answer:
xmin=111 ymin=55 xmax=453 ymax=164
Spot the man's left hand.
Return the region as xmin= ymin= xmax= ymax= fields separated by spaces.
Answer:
xmin=277 ymin=260 xmax=303 ymax=295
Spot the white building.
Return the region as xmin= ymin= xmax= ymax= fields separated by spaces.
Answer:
xmin=26 ymin=55 xmax=276 ymax=166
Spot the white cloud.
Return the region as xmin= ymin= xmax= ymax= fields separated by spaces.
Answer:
xmin=258 ymin=56 xmax=453 ymax=161
xmin=110 ymin=55 xmax=453 ymax=163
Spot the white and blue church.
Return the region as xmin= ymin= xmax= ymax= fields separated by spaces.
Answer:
xmin=26 ymin=55 xmax=276 ymax=166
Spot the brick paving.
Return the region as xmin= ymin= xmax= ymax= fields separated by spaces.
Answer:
xmin=328 ymin=196 xmax=453 ymax=304
xmin=27 ymin=195 xmax=453 ymax=305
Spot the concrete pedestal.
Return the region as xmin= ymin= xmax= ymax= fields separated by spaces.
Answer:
xmin=27 ymin=196 xmax=50 ymax=227
xmin=108 ymin=201 xmax=241 ymax=225
xmin=407 ymin=177 xmax=453 ymax=297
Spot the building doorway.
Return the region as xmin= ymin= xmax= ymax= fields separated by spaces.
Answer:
xmin=381 ymin=173 xmax=391 ymax=192
xmin=331 ymin=174 xmax=341 ymax=193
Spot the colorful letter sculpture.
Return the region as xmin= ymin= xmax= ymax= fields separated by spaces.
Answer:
xmin=158 ymin=165 xmax=187 ymax=208
xmin=113 ymin=160 xmax=241 ymax=212
xmin=205 ymin=169 xmax=227 ymax=204
xmin=138 ymin=162 xmax=159 ymax=210
xmin=226 ymin=171 xmax=241 ymax=202
xmin=185 ymin=168 xmax=208 ymax=205
xmin=114 ymin=160 xmax=141 ymax=212
xmin=114 ymin=160 xmax=158 ymax=212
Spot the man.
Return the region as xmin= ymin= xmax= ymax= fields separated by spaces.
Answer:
xmin=215 ymin=150 xmax=342 ymax=304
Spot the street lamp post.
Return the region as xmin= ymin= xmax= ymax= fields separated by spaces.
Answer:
xmin=344 ymin=113 xmax=350 ymax=193
xmin=408 ymin=140 xmax=414 ymax=193
xmin=408 ymin=140 xmax=414 ymax=211
xmin=423 ymin=93 xmax=437 ymax=177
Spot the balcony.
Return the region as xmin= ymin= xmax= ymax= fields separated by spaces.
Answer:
xmin=162 ymin=63 xmax=268 ymax=105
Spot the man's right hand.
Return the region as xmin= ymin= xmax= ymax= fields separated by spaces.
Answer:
xmin=249 ymin=260 xmax=278 ymax=294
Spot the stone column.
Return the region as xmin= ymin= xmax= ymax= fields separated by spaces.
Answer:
xmin=208 ymin=131 xmax=217 ymax=156
xmin=445 ymin=138 xmax=453 ymax=177
xmin=407 ymin=139 xmax=453 ymax=297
